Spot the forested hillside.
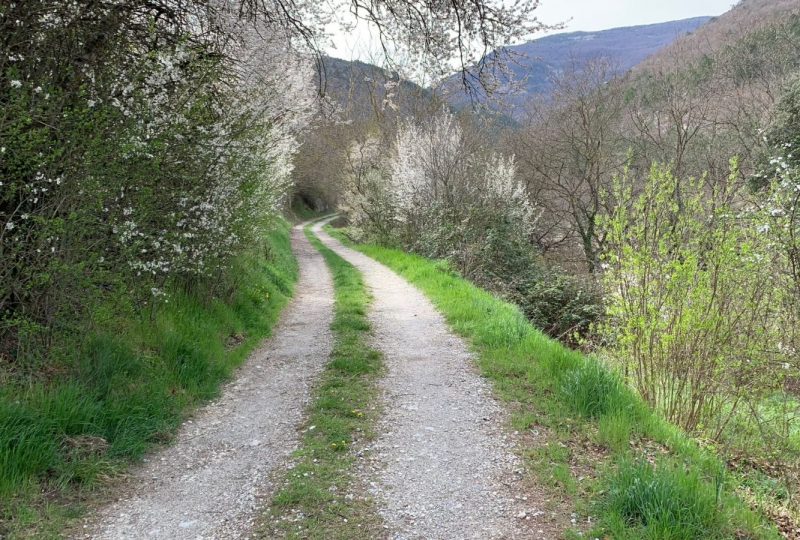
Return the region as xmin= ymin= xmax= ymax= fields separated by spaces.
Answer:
xmin=636 ymin=0 xmax=800 ymax=71
xmin=441 ymin=16 xmax=711 ymax=114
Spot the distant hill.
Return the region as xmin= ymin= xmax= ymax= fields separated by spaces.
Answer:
xmin=634 ymin=0 xmax=800 ymax=72
xmin=322 ymin=0 xmax=800 ymax=122
xmin=439 ymin=17 xmax=711 ymax=114
xmin=320 ymin=56 xmax=434 ymax=121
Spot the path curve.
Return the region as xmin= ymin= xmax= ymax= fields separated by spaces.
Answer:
xmin=76 ymin=223 xmax=334 ymax=539
xmin=314 ymin=223 xmax=535 ymax=540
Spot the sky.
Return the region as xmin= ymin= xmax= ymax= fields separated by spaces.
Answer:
xmin=326 ymin=0 xmax=738 ymax=62
xmin=534 ymin=0 xmax=737 ymax=37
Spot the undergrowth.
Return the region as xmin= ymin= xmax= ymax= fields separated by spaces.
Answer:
xmin=326 ymin=225 xmax=779 ymax=539
xmin=0 ymin=221 xmax=298 ymax=538
xmin=260 ymin=225 xmax=383 ymax=538
xmin=288 ymin=198 xmax=326 ymax=223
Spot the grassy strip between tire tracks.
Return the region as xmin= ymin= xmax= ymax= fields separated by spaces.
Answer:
xmin=324 ymin=225 xmax=779 ymax=540
xmin=259 ymin=224 xmax=384 ymax=539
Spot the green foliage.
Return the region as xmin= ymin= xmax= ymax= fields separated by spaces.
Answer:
xmin=0 ymin=222 xmax=297 ymax=536
xmin=599 ymin=163 xmax=785 ymax=432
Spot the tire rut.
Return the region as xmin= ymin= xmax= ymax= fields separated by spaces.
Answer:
xmin=313 ymin=223 xmax=541 ymax=540
xmin=75 ymin=223 xmax=335 ymax=540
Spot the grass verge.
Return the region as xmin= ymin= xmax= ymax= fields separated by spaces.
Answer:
xmin=325 ymin=225 xmax=779 ymax=540
xmin=0 ymin=221 xmax=298 ymax=538
xmin=259 ymin=225 xmax=383 ymax=539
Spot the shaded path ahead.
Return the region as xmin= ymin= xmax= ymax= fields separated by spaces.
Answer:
xmin=313 ymin=222 xmax=539 ymax=540
xmin=77 ymin=224 xmax=334 ymax=539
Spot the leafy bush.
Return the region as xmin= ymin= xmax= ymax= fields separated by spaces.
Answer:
xmin=513 ymin=270 xmax=603 ymax=346
xmin=600 ymin=163 xmax=786 ymax=432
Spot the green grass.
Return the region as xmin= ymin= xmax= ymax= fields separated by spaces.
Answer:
xmin=603 ymin=459 xmax=725 ymax=540
xmin=598 ymin=412 xmax=634 ymax=454
xmin=0 ymin=221 xmax=298 ymax=538
xmin=325 ymin=225 xmax=779 ymax=540
xmin=259 ymin=225 xmax=383 ymax=539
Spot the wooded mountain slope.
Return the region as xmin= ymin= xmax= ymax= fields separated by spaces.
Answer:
xmin=439 ymin=17 xmax=710 ymax=114
xmin=636 ymin=0 xmax=800 ymax=71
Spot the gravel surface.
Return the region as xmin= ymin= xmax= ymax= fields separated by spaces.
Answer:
xmin=76 ymin=224 xmax=334 ymax=540
xmin=314 ymin=224 xmax=550 ymax=540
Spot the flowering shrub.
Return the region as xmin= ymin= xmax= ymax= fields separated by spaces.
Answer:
xmin=0 ymin=2 xmax=313 ymax=358
xmin=343 ymin=112 xmax=538 ymax=274
xmin=341 ymin=111 xmax=602 ymax=342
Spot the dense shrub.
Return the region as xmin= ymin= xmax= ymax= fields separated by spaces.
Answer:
xmin=513 ymin=271 xmax=603 ymax=346
xmin=0 ymin=2 xmax=313 ymax=361
xmin=600 ymin=163 xmax=788 ymax=432
xmin=340 ymin=111 xmax=603 ymax=343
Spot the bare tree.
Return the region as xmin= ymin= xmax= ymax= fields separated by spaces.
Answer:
xmin=223 ymin=0 xmax=548 ymax=98
xmin=514 ymin=58 xmax=625 ymax=273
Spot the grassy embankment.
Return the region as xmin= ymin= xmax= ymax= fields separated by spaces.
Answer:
xmin=325 ymin=225 xmax=779 ymax=540
xmin=260 ymin=224 xmax=384 ymax=539
xmin=0 ymin=220 xmax=298 ymax=538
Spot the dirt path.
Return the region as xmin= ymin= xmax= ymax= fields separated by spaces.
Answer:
xmin=76 ymin=224 xmax=334 ymax=539
xmin=314 ymin=224 xmax=539 ymax=540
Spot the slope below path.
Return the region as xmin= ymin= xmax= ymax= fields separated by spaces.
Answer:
xmin=313 ymin=223 xmax=545 ymax=539
xmin=75 ymin=223 xmax=334 ymax=539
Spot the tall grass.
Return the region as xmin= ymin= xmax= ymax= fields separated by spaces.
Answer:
xmin=560 ymin=361 xmax=630 ymax=419
xmin=604 ymin=459 xmax=724 ymax=539
xmin=0 ymin=221 xmax=298 ymax=537
xmin=325 ymin=225 xmax=779 ymax=539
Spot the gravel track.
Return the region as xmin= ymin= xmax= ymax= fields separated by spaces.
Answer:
xmin=314 ymin=223 xmax=545 ymax=540
xmin=76 ymin=223 xmax=334 ymax=540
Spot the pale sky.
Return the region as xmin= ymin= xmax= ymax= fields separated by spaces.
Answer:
xmin=326 ymin=0 xmax=738 ymax=63
xmin=534 ymin=0 xmax=737 ymax=37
